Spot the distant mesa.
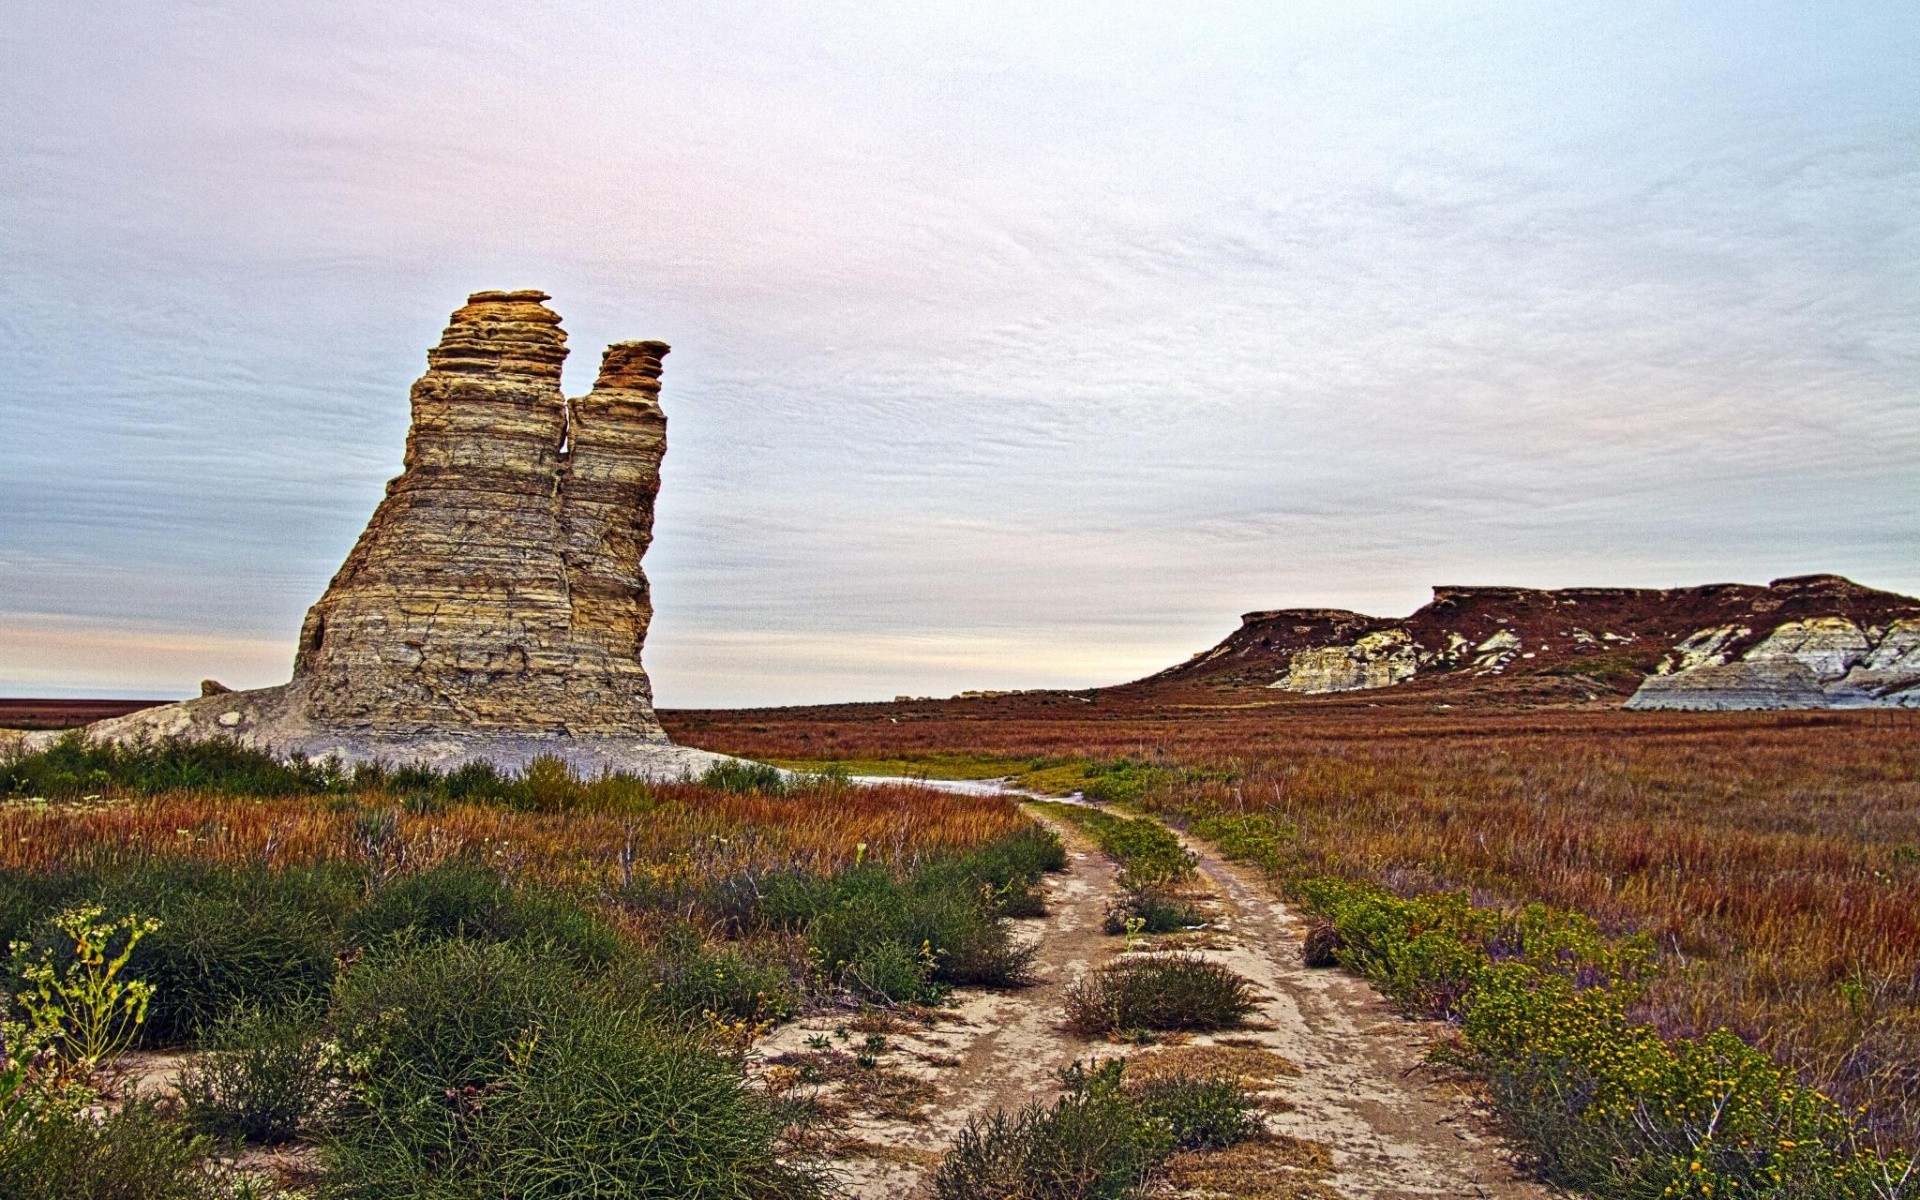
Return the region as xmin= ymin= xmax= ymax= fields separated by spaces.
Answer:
xmin=31 ymin=291 xmax=728 ymax=775
xmin=1147 ymin=574 xmax=1920 ymax=710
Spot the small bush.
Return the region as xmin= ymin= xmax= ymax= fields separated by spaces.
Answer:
xmin=1101 ymin=888 xmax=1203 ymax=936
xmin=699 ymin=759 xmax=789 ymax=795
xmin=81 ymin=862 xmax=353 ymax=1044
xmin=331 ymin=938 xmax=592 ymax=1094
xmin=1064 ymin=955 xmax=1259 ymax=1037
xmin=645 ymin=924 xmax=800 ymax=1024
xmin=178 ymin=1003 xmax=332 ymax=1144
xmin=345 ymin=862 xmax=626 ymax=967
xmin=932 ymin=1060 xmax=1168 ymax=1200
xmin=1132 ymin=1074 xmax=1260 ymax=1150
xmin=794 ymin=843 xmax=1046 ymax=1003
xmin=1300 ymin=919 xmax=1342 ymax=968
xmin=930 ymin=1057 xmax=1259 ymax=1200
xmin=0 ymin=1099 xmax=222 ymax=1200
xmin=325 ymin=941 xmax=821 ymax=1199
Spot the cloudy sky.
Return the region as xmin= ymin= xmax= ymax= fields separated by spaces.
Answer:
xmin=2 ymin=2 xmax=1915 ymax=707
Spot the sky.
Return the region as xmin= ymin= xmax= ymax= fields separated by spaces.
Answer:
xmin=1 ymin=1 xmax=1916 ymax=707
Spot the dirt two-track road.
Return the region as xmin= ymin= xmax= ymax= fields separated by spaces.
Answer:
xmin=753 ymin=799 xmax=1552 ymax=1199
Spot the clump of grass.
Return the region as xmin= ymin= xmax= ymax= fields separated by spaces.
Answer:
xmin=1133 ymin=1073 xmax=1263 ymax=1150
xmin=930 ymin=1058 xmax=1260 ymax=1200
xmin=345 ymin=860 xmax=625 ymax=967
xmin=788 ymin=859 xmax=1037 ymax=1003
xmin=644 ymin=922 xmax=801 ymax=1023
xmin=699 ymin=759 xmax=790 ymax=795
xmin=1102 ymin=887 xmax=1204 ymax=936
xmin=47 ymin=861 xmax=357 ymax=1045
xmin=0 ymin=1098 xmax=227 ymax=1200
xmin=178 ymin=1002 xmax=333 ymax=1144
xmin=325 ymin=937 xmax=822 ymax=1199
xmin=1063 ymin=954 xmax=1259 ymax=1038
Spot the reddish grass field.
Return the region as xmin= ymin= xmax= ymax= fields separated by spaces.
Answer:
xmin=0 ymin=779 xmax=1029 ymax=890
xmin=665 ymin=692 xmax=1920 ymax=1144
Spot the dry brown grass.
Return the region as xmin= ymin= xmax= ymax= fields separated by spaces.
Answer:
xmin=1159 ymin=1132 xmax=1342 ymax=1199
xmin=1126 ymin=1044 xmax=1301 ymax=1087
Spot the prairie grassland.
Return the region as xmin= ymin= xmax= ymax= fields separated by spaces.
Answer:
xmin=0 ymin=778 xmax=1030 ymax=887
xmin=668 ymin=699 xmax=1920 ymax=1145
xmin=0 ymin=742 xmax=1063 ymax=1197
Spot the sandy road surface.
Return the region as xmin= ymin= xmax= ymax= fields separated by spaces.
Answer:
xmin=752 ymin=800 xmax=1552 ymax=1198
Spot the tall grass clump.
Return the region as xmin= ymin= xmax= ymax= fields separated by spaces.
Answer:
xmin=699 ymin=759 xmax=791 ymax=795
xmin=1063 ymin=955 xmax=1258 ymax=1038
xmin=760 ymin=830 xmax=1062 ymax=1003
xmin=326 ymin=937 xmax=821 ymax=1199
xmin=931 ymin=1058 xmax=1259 ymax=1200
xmin=177 ymin=1002 xmax=333 ymax=1144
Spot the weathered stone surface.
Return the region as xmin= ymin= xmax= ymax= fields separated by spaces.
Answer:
xmin=1627 ymin=617 xmax=1920 ymax=710
xmin=38 ymin=292 xmax=726 ymax=776
xmin=294 ymin=295 xmax=666 ymax=737
xmin=1271 ymin=629 xmax=1418 ymax=694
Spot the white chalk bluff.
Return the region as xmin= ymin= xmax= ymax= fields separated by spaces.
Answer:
xmin=39 ymin=291 xmax=728 ymax=775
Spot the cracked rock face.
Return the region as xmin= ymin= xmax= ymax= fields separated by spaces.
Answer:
xmin=294 ymin=292 xmax=667 ymax=738
xmin=41 ymin=292 xmax=725 ymax=776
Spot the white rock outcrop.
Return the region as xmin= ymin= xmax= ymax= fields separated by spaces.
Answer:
xmin=1627 ymin=618 xmax=1920 ymax=710
xmin=1271 ymin=629 xmax=1418 ymax=694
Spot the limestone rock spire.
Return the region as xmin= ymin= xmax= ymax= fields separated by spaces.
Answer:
xmin=292 ymin=291 xmax=669 ymax=740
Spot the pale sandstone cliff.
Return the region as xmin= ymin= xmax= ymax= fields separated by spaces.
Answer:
xmin=38 ymin=292 xmax=725 ymax=775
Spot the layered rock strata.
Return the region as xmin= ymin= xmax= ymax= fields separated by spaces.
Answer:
xmin=1146 ymin=574 xmax=1920 ymax=709
xmin=1625 ymin=617 xmax=1920 ymax=710
xmin=41 ymin=292 xmax=724 ymax=775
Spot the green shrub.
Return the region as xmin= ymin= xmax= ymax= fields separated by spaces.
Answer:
xmin=933 ymin=1065 xmax=1164 ymax=1200
xmin=1101 ymin=888 xmax=1203 ymax=936
xmin=78 ymin=862 xmax=353 ymax=1044
xmin=1132 ymin=1074 xmax=1259 ymax=1150
xmin=1 ymin=733 xmax=344 ymax=800
xmin=944 ymin=827 xmax=1068 ymax=919
xmin=0 ymin=1098 xmax=222 ymax=1200
xmin=326 ymin=940 xmax=820 ymax=1199
xmin=345 ymin=862 xmax=625 ymax=967
xmin=461 ymin=1008 xmax=821 ymax=1198
xmin=332 ymin=938 xmax=592 ymax=1095
xmin=698 ymin=760 xmax=789 ymax=795
xmin=1063 ymin=954 xmax=1258 ymax=1037
xmin=645 ymin=924 xmax=800 ymax=1024
xmin=0 ymin=868 xmax=97 ymax=952
xmin=178 ymin=1003 xmax=332 ymax=1144
xmin=790 ymin=839 xmax=1049 ymax=1003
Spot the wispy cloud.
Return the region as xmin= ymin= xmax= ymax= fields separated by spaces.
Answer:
xmin=2 ymin=1 xmax=1916 ymax=704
